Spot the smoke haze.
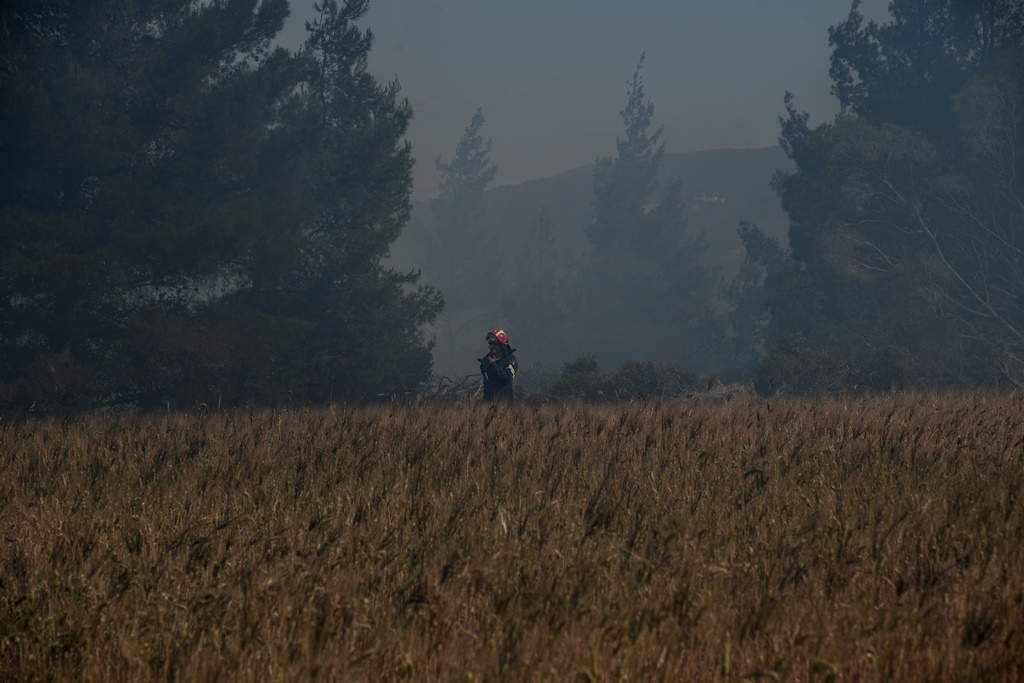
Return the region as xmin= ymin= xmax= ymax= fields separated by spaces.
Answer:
xmin=279 ymin=0 xmax=890 ymax=197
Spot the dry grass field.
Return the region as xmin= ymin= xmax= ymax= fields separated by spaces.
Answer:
xmin=2 ymin=393 xmax=1023 ymax=682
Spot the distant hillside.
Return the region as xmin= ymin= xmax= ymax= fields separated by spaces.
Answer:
xmin=390 ymin=146 xmax=792 ymax=285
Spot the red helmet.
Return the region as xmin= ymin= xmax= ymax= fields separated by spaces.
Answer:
xmin=486 ymin=329 xmax=508 ymax=345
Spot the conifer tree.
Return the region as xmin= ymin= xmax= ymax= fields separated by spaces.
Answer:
xmin=584 ymin=55 xmax=714 ymax=368
xmin=424 ymin=108 xmax=499 ymax=374
xmin=0 ymin=0 xmax=441 ymax=410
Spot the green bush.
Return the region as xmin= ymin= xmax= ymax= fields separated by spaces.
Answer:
xmin=543 ymin=355 xmax=701 ymax=403
xmin=545 ymin=354 xmax=605 ymax=402
xmin=606 ymin=361 xmax=701 ymax=401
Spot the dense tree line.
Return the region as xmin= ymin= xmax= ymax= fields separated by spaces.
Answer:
xmin=0 ymin=0 xmax=441 ymax=412
xmin=5 ymin=0 xmax=1023 ymax=409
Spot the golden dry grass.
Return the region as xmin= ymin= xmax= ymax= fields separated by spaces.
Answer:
xmin=1 ymin=393 xmax=1023 ymax=681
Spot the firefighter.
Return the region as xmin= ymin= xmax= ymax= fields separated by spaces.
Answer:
xmin=479 ymin=328 xmax=518 ymax=402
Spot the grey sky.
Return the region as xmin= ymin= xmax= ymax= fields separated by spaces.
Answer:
xmin=279 ymin=1 xmax=889 ymax=198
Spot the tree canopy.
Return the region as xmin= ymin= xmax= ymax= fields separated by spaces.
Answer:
xmin=0 ymin=0 xmax=441 ymax=412
xmin=753 ymin=0 xmax=1024 ymax=392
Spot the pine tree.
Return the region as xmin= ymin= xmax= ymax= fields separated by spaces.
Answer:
xmin=0 ymin=0 xmax=441 ymax=410
xmin=423 ymin=108 xmax=499 ymax=374
xmin=584 ymin=55 xmax=714 ymax=368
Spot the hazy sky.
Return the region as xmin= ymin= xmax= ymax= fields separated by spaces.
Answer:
xmin=278 ymin=0 xmax=890 ymax=198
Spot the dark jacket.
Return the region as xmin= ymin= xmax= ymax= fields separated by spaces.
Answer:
xmin=480 ymin=347 xmax=518 ymax=402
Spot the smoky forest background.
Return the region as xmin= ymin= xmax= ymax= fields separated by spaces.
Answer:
xmin=3 ymin=0 xmax=1024 ymax=413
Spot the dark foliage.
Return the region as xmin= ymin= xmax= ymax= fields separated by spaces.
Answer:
xmin=749 ymin=0 xmax=1024 ymax=393
xmin=544 ymin=353 xmax=701 ymax=403
xmin=0 ymin=0 xmax=441 ymax=412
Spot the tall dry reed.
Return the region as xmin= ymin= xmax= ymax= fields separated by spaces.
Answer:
xmin=1 ymin=393 xmax=1022 ymax=681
